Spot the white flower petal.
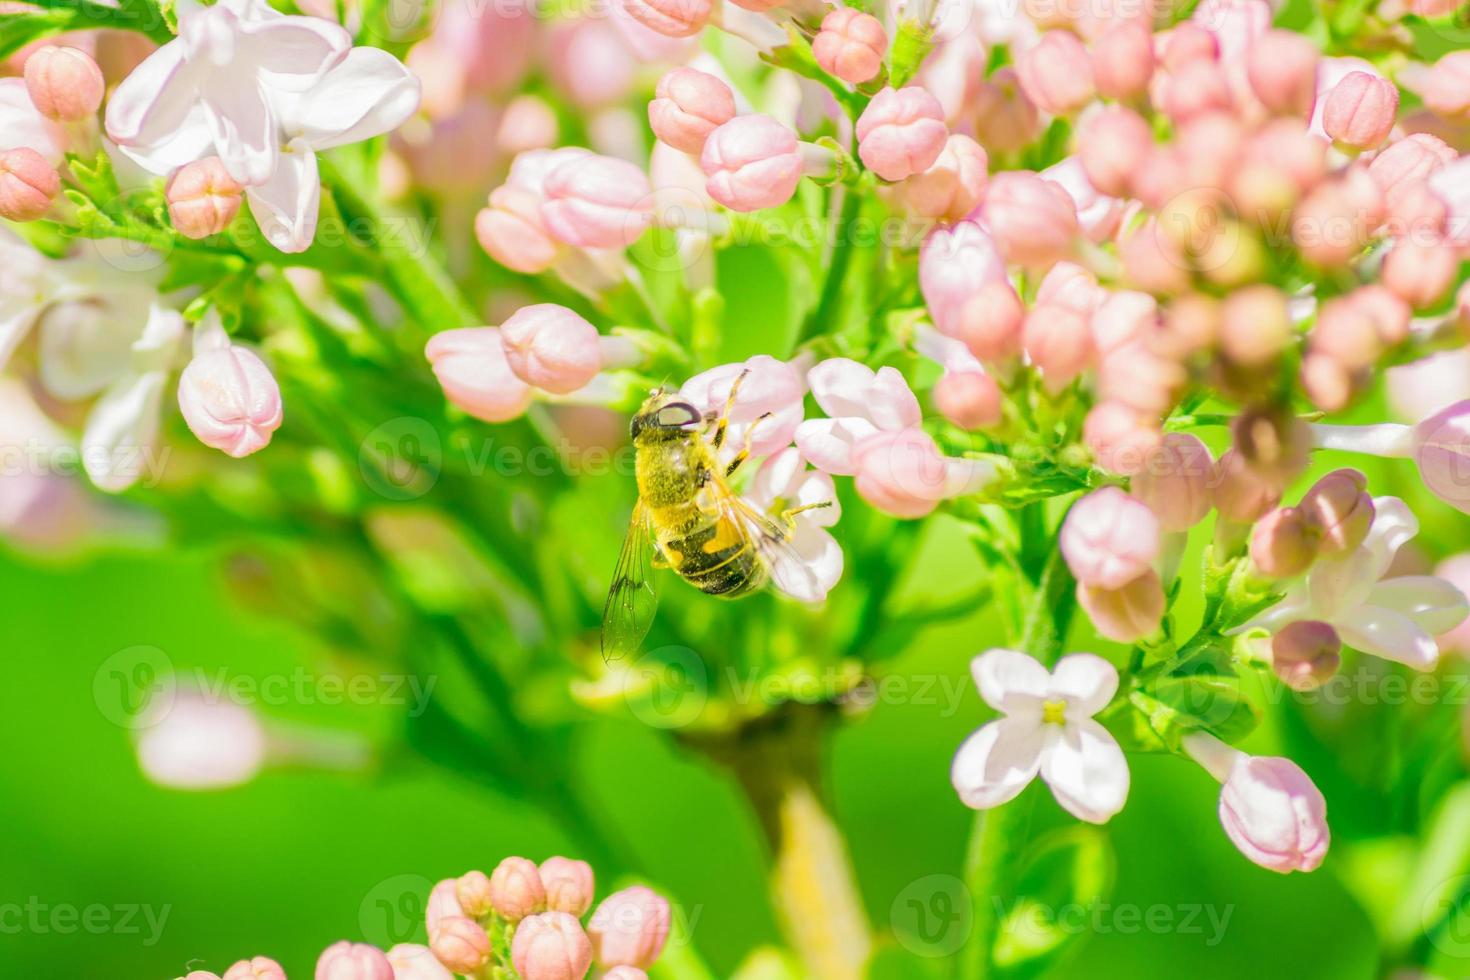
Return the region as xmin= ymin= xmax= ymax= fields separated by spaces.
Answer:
xmin=868 ymin=365 xmax=923 ymax=430
xmin=81 ymin=371 xmax=167 ymax=493
xmin=102 ymin=42 xmax=200 ymax=156
xmin=1230 ymin=587 xmax=1310 ymax=635
xmin=282 ymin=47 xmax=422 ymax=151
xmin=1049 ymin=653 xmax=1118 ymax=717
xmin=1040 ymin=718 xmax=1129 ymax=824
xmin=1306 ymin=547 xmax=1380 ymax=621
xmin=38 ymin=302 xmax=146 ymax=400
xmin=201 ymin=77 xmax=279 ymax=186
xmin=1366 ymin=576 xmax=1470 ymax=637
xmin=0 ymin=79 xmax=65 ymax=165
xmin=748 ymin=446 xmax=804 ymax=507
xmin=972 ymin=647 xmax=1050 ymax=714
xmin=951 ymin=716 xmax=1046 ymax=810
xmin=807 ymin=357 xmax=878 ymax=420
xmin=112 ymin=104 xmax=218 ymax=176
xmin=1338 ymin=606 xmax=1440 ymax=671
xmin=792 ymin=469 xmax=841 ymax=527
xmin=245 ymin=143 xmax=321 ymax=254
xmin=1362 ymin=496 xmax=1419 ymax=582
xmin=0 ymin=306 xmax=43 ymax=376
xmin=240 ymin=12 xmax=352 ymax=93
xmin=768 ymin=523 xmax=843 ymax=603
xmin=794 ymin=417 xmax=878 ymax=476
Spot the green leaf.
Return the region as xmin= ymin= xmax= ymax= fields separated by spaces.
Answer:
xmin=1130 ymin=662 xmax=1260 ymax=752
xmin=993 ymin=826 xmax=1117 ymax=978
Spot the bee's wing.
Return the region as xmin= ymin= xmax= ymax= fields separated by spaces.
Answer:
xmin=601 ymin=500 xmax=659 ymax=662
xmin=724 ymin=494 xmax=825 ymax=602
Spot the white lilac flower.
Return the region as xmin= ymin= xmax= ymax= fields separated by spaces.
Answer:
xmin=745 ymin=447 xmax=843 ymax=603
xmin=951 ymin=648 xmax=1130 ymax=824
xmin=0 ymin=78 xmax=64 ymax=163
xmin=1233 ymin=496 xmax=1469 ymax=670
xmin=105 ymin=0 xmax=421 ymax=253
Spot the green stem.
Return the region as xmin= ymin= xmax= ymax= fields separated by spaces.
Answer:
xmin=800 ymin=189 xmax=862 ymax=345
xmin=959 ymin=793 xmax=1037 ymax=980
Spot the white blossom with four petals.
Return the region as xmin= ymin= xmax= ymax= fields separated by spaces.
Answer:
xmin=746 ymin=447 xmax=844 ymax=603
xmin=952 ymin=648 xmax=1130 ymax=824
xmin=106 ymin=0 xmax=421 ymax=252
xmin=1233 ymin=496 xmax=1469 ymax=670
xmin=795 ymin=358 xmax=923 ymax=476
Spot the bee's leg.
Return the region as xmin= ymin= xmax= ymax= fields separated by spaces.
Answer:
xmin=724 ymin=411 xmax=774 ymax=478
xmin=780 ymin=501 xmax=834 ymax=526
xmin=709 ymin=368 xmax=752 ymax=451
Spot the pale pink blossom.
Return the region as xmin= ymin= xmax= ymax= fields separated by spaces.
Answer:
xmin=1322 ymin=71 xmax=1399 ymax=149
xmin=135 ymin=689 xmax=267 ymax=790
xmin=1131 ymin=432 xmax=1214 ymax=532
xmin=223 ymin=956 xmax=287 ymax=980
xmin=1076 ymin=106 xmax=1152 ymax=199
xmin=489 ymin=855 xmax=547 ymax=921
xmin=513 ymin=912 xmax=594 ymax=980
xmin=166 ymin=157 xmax=244 ymax=239
xmin=649 ymin=68 xmax=736 ymax=154
xmin=851 ymin=427 xmax=993 ymax=518
xmin=856 ymin=86 xmax=948 ymax=182
xmin=588 ymin=887 xmax=671 ymax=969
xmin=1015 ymin=31 xmax=1096 ymax=115
xmin=1183 ymin=733 xmax=1330 ymax=874
xmin=0 ymin=147 xmax=59 ymax=222
xmin=897 ymin=134 xmax=988 ymax=222
xmin=796 ymin=358 xmax=921 ymax=475
xmin=952 ymin=649 xmax=1129 ymax=823
xmin=1060 ymin=486 xmax=1161 ymax=589
xmin=1091 ymin=21 xmax=1154 ymax=100
xmin=176 ymin=316 xmax=283 ymax=459
xmin=919 ymin=221 xmax=1008 ymax=332
xmin=980 ymin=171 xmax=1079 ymax=268
xmin=1246 ymin=29 xmax=1319 ymax=118
xmin=425 ymin=879 xmax=465 ymax=936
xmin=385 ymin=945 xmax=453 ymax=980
xmin=425 ymin=328 xmax=535 ymax=424
xmin=619 ymin=0 xmax=712 ymax=38
xmin=1041 ymin=156 xmax=1124 ymax=243
xmin=547 ymin=17 xmax=636 ymax=111
xmin=1424 ymin=51 xmax=1470 ymax=120
xmin=1078 ymin=570 xmax=1166 ymax=642
xmin=539 ymin=857 xmax=596 ymax=917
xmin=680 ymin=353 xmax=806 ymax=459
xmin=429 ymin=917 xmax=491 ymax=975
xmin=499 ymin=304 xmax=605 ymax=395
xmin=316 ymin=941 xmax=394 ymax=980
xmin=813 ymin=8 xmax=888 ymax=85
xmin=23 ymin=45 xmax=104 ymax=122
xmin=700 ymin=114 xmax=804 ymax=212
xmin=542 ymin=153 xmax=654 ymax=249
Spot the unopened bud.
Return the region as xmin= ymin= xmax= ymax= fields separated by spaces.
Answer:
xmin=1271 ymin=621 xmax=1341 ymax=690
xmin=1299 ymin=468 xmax=1373 ymax=556
xmin=166 ymin=157 xmax=244 ymax=239
xmin=24 ymin=45 xmax=105 ymax=122
xmin=1250 ymin=507 xmax=1318 ymax=578
xmin=0 ymin=147 xmax=59 ymax=222
xmin=1214 ymin=449 xmax=1282 ymax=523
xmin=1232 ymin=405 xmax=1310 ymax=487
xmin=934 ymin=370 xmax=1002 ymax=430
xmin=489 ymin=855 xmax=546 ymax=921
xmin=429 ymin=916 xmax=491 ymax=975
xmin=455 ymin=870 xmax=494 ymax=918
xmin=539 ymin=856 xmax=595 ymax=917
xmin=1077 ymin=569 xmax=1166 ymax=643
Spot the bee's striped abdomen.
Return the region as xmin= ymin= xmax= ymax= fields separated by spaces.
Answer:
xmin=657 ymin=511 xmax=766 ymax=598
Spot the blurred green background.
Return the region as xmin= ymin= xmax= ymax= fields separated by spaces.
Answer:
xmin=9 ymin=498 xmax=1450 ymax=980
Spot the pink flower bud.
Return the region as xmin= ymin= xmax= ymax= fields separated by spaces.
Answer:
xmin=499 ymin=95 xmax=560 ymax=156
xmin=177 ymin=343 xmax=284 ymax=459
xmin=973 ymin=68 xmax=1043 ymax=152
xmin=1023 ymin=302 xmax=1093 ymax=392
xmin=1246 ymin=30 xmax=1319 ymax=118
xmin=1162 ymin=23 xmax=1219 ymax=71
xmin=1233 ymin=405 xmax=1309 ymax=487
xmin=512 ymin=911 xmax=594 ymax=980
xmin=477 ymin=184 xmax=560 ymax=275
xmin=23 ymin=45 xmax=104 ymax=122
xmin=1220 ymin=285 xmax=1290 ymax=367
xmin=855 ymin=86 xmax=948 ymax=182
xmin=386 ymin=945 xmax=455 ymax=980
xmin=898 ymin=134 xmax=988 ymax=222
xmin=0 ymin=147 xmax=59 ymax=222
xmin=1368 ymin=133 xmax=1455 ymax=196
xmin=1322 ymin=71 xmax=1399 ymax=150
xmin=1217 ymin=752 xmax=1329 ymax=873
xmin=1131 ymin=432 xmax=1213 ymax=532
xmin=700 ymin=114 xmax=804 ymax=212
xmin=223 ymin=957 xmax=287 ymax=980
xmin=919 ymin=220 xmax=1008 ymax=329
xmin=934 ymin=370 xmax=1002 ymax=429
xmin=981 ymin=170 xmax=1079 ymax=269
xmin=1162 ymin=59 xmax=1233 ymax=124
xmin=649 ymin=68 xmax=736 ymax=154
xmin=541 ymin=153 xmax=654 ymax=249
xmin=425 ymin=328 xmax=535 ymax=424
xmin=603 ymin=969 xmax=649 ymax=980
xmin=1036 ymin=261 xmax=1105 ymax=316
xmin=588 ymin=886 xmax=671 ymax=969
xmin=1121 ymin=218 xmax=1190 ymax=294
xmin=1351 ymin=283 xmax=1411 ymax=346
xmin=1271 ymin=621 xmax=1341 ymax=690
xmin=1249 ymin=506 xmax=1318 ymax=578
xmin=539 ymin=856 xmax=595 ymax=917
xmin=1383 ymin=238 xmax=1459 ymax=309
xmin=429 ymin=916 xmax=491 ymax=975
xmin=426 ymin=879 xmax=464 ymax=936
xmin=1299 ymin=468 xmax=1373 ymax=556
xmin=1060 ymin=486 xmax=1161 ymax=590
xmin=1213 ymin=448 xmax=1281 ymax=523
xmin=1091 ymin=289 xmax=1158 ymax=356
xmin=1311 ymin=295 xmax=1380 ymax=370
xmin=455 ymin=870 xmax=494 ymax=918
xmin=1300 ymin=352 xmax=1357 ymax=413
xmin=1424 ymin=51 xmax=1470 ymax=119
xmin=1078 ymin=569 xmax=1165 ymax=642
xmin=499 ymin=304 xmax=603 ymax=395
xmin=490 ymin=855 xmax=548 ymax=921
xmin=813 ymin=8 xmax=888 ymax=85
xmin=948 ymin=281 xmax=1025 ymax=364
xmin=1016 ymin=31 xmax=1096 ymax=115
xmin=1091 ymin=21 xmax=1154 ymax=101
xmin=167 ymin=157 xmax=244 ymax=240
xmin=1098 ymin=341 xmax=1184 ymax=415
xmin=1084 ymin=401 xmax=1163 ymax=476
xmin=315 ymin=942 xmax=394 ymax=980
xmin=619 ymin=0 xmax=710 ymax=38
xmin=1077 ymin=106 xmax=1152 ymax=199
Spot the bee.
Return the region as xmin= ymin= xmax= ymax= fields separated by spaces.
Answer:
xmin=601 ymin=371 xmax=830 ymax=661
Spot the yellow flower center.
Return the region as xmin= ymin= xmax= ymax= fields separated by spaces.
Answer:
xmin=1042 ymin=699 xmax=1067 ymax=725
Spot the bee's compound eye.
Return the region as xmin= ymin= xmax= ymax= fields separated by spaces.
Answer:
xmin=655 ymin=403 xmax=702 ymax=428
